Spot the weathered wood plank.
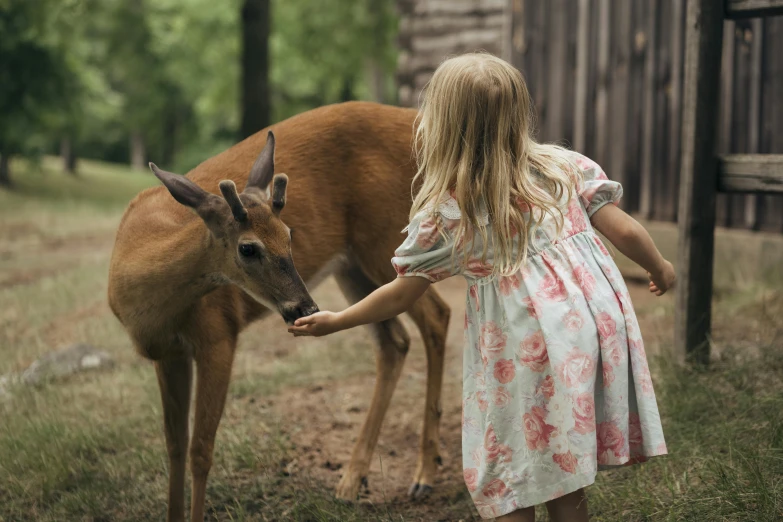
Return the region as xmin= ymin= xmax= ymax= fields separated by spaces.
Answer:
xmin=718 ymin=154 xmax=783 ymax=192
xmin=639 ymin=0 xmax=659 ymax=219
xmin=759 ymin=16 xmax=783 ymax=232
xmin=545 ymin=0 xmax=568 ymax=141
xmin=510 ymin=0 xmax=526 ymax=71
xmin=523 ymin=0 xmax=548 ymax=137
xmin=593 ymin=0 xmax=611 ymax=165
xmin=562 ymin=0 xmax=579 ymax=145
xmin=573 ymin=0 xmax=591 ymax=152
xmin=665 ymin=0 xmax=685 ymax=222
xmin=585 ymin=0 xmax=599 ymax=156
xmin=726 ymin=0 xmax=783 ymax=19
xmin=607 ymin=0 xmax=632 ymax=199
xmin=653 ymin=0 xmax=672 ymax=221
xmin=412 ymin=0 xmax=506 ymax=16
xmin=730 ymin=22 xmax=750 ymax=227
xmin=744 ymin=19 xmax=764 ymax=228
xmin=501 ymin=0 xmax=513 ymax=62
xmin=407 ymin=13 xmax=507 ymax=38
xmin=676 ymin=0 xmax=724 ymax=364
xmin=623 ymin=0 xmax=649 ymax=213
xmin=716 ymin=20 xmax=736 ymax=227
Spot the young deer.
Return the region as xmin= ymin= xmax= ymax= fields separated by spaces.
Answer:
xmin=108 ymin=102 xmax=451 ymax=522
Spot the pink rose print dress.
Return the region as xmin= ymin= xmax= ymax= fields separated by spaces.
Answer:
xmin=391 ymin=152 xmax=667 ymax=519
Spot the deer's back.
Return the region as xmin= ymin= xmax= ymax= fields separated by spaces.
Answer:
xmin=109 ymin=102 xmax=420 ymax=346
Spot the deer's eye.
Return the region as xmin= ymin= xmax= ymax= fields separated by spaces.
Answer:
xmin=239 ymin=244 xmax=257 ymax=258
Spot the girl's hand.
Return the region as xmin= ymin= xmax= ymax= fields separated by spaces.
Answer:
xmin=288 ymin=311 xmax=343 ymax=337
xmin=648 ymin=260 xmax=676 ymax=296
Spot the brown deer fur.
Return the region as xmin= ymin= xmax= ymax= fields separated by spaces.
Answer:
xmin=108 ymin=102 xmax=451 ymax=522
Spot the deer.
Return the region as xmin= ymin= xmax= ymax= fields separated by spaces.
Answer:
xmin=108 ymin=101 xmax=451 ymax=522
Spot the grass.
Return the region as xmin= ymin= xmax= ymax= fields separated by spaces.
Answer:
xmin=587 ymin=316 xmax=783 ymax=521
xmin=0 ymin=158 xmax=782 ymax=521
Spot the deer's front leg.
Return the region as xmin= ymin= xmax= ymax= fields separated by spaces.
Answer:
xmin=155 ymin=356 xmax=193 ymax=522
xmin=189 ymin=336 xmax=236 ymax=522
xmin=335 ymin=317 xmax=409 ymax=500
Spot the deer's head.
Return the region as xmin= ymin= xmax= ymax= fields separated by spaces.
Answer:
xmin=149 ymin=131 xmax=318 ymax=324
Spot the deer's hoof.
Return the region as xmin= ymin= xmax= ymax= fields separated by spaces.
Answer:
xmin=334 ymin=470 xmax=367 ymax=501
xmin=407 ymin=482 xmax=434 ymax=499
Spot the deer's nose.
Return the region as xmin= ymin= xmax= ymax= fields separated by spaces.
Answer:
xmin=300 ymin=304 xmax=319 ymax=317
xmin=281 ymin=302 xmax=319 ymax=324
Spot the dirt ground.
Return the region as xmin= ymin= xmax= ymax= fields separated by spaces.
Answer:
xmin=243 ymin=274 xmax=672 ymax=513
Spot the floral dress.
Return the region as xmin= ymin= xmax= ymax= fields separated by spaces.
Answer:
xmin=391 ymin=153 xmax=667 ymax=519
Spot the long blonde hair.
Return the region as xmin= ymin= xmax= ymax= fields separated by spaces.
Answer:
xmin=411 ymin=52 xmax=580 ymax=276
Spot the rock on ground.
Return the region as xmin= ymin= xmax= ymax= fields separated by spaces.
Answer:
xmin=0 ymin=343 xmax=114 ymax=397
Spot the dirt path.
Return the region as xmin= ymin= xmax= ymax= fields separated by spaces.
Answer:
xmin=260 ymin=275 xmax=674 ymax=511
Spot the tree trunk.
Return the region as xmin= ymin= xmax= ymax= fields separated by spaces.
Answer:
xmin=162 ymin=109 xmax=177 ymax=167
xmin=0 ymin=153 xmax=11 ymax=187
xmin=366 ymin=61 xmax=386 ymax=103
xmin=60 ymin=137 xmax=78 ymax=175
xmin=366 ymin=0 xmax=387 ymax=103
xmin=240 ymin=0 xmax=270 ymax=140
xmin=130 ymin=132 xmax=146 ymax=170
xmin=340 ymin=77 xmax=354 ymax=102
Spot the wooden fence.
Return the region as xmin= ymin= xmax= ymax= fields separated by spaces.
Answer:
xmin=509 ymin=0 xmax=783 ymax=232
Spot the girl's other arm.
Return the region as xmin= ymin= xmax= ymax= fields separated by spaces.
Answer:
xmin=590 ymin=204 xmax=676 ymax=295
xmin=287 ymin=276 xmax=431 ymax=337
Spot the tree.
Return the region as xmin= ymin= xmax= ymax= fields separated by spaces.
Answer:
xmin=241 ymin=0 xmax=271 ymax=139
xmin=0 ymin=0 xmax=75 ymax=186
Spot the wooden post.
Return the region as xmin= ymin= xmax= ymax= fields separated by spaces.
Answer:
xmin=675 ymin=0 xmax=725 ymax=364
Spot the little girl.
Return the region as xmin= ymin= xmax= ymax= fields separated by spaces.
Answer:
xmin=288 ymin=53 xmax=674 ymax=521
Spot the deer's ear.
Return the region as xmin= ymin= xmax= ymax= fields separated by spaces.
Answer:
xmin=245 ymin=131 xmax=275 ymax=192
xmin=271 ymin=174 xmax=288 ymax=214
xmin=150 ymin=163 xmax=209 ymax=209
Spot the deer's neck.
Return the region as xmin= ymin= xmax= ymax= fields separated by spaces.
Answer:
xmin=133 ymin=222 xmax=229 ymax=326
xmin=170 ymin=228 xmax=229 ymax=306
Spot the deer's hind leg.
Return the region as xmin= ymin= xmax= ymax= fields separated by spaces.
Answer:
xmin=405 ymin=287 xmax=450 ymax=499
xmin=154 ymin=355 xmax=193 ymax=522
xmin=332 ymin=262 xmax=411 ymax=500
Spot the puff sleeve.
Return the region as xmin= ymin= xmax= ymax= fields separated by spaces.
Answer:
xmin=574 ymin=152 xmax=623 ymax=217
xmin=391 ymin=212 xmax=457 ymax=283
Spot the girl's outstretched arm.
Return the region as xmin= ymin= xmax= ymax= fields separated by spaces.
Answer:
xmin=590 ymin=204 xmax=676 ymax=295
xmin=287 ymin=276 xmax=431 ymax=337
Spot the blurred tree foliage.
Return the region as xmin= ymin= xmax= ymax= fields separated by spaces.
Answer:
xmin=0 ymin=0 xmax=398 ymax=184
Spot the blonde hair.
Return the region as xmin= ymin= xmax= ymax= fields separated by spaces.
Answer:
xmin=411 ymin=52 xmax=580 ymax=276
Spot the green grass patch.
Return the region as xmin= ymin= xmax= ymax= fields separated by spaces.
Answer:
xmin=1 ymin=156 xmax=157 ymax=211
xmin=586 ymin=311 xmax=783 ymax=521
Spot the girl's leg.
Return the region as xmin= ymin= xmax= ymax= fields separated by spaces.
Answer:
xmin=495 ymin=506 xmax=535 ymax=522
xmin=545 ymin=488 xmax=589 ymax=522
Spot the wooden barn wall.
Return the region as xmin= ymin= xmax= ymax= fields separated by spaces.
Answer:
xmin=397 ymin=0 xmax=783 ymax=232
xmin=510 ymin=0 xmax=783 ymax=231
xmin=396 ymin=0 xmax=510 ymax=108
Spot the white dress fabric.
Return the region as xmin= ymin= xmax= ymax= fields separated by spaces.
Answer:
xmin=391 ymin=153 xmax=667 ymax=518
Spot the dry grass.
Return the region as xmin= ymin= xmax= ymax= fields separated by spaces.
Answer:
xmin=0 ymin=159 xmax=781 ymax=521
